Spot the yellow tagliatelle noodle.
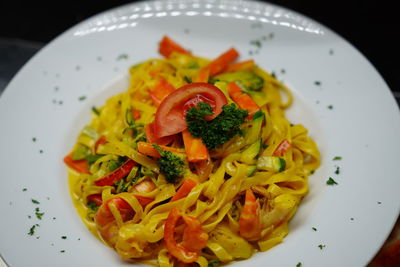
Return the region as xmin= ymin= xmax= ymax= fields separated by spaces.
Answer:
xmin=66 ymin=38 xmax=320 ymax=266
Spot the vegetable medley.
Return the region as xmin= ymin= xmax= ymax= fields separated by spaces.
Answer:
xmin=65 ymin=36 xmax=320 ymax=266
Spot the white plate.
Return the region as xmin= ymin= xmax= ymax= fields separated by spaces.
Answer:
xmin=1 ymin=1 xmax=399 ymax=266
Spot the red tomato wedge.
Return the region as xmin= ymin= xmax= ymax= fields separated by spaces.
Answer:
xmin=145 ymin=122 xmax=175 ymax=145
xmin=154 ymin=82 xmax=228 ymax=138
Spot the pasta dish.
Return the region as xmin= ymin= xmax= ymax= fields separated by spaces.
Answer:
xmin=64 ymin=36 xmax=320 ymax=266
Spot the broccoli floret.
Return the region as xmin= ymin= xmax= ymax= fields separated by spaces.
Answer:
xmin=210 ymin=71 xmax=264 ymax=91
xmin=153 ymin=144 xmax=184 ymax=183
xmin=186 ymin=102 xmax=248 ymax=149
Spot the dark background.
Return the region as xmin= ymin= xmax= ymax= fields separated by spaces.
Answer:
xmin=0 ymin=0 xmax=399 ymax=103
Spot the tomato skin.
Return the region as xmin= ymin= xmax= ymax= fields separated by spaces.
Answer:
xmin=154 ymin=82 xmax=228 ymax=138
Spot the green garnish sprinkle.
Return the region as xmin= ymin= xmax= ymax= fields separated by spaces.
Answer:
xmin=186 ymin=102 xmax=248 ymax=150
xmin=327 ymin=177 xmax=338 ymax=185
xmin=31 ymin=199 xmax=40 ymax=204
xmin=333 ymin=156 xmax=342 ymax=161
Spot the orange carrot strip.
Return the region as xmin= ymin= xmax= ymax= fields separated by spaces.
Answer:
xmin=194 ymin=67 xmax=210 ymax=83
xmin=208 ymin=48 xmax=239 ymax=76
xmin=137 ymin=142 xmax=185 ymax=158
xmin=182 ymin=130 xmax=209 ymax=162
xmin=159 ymin=36 xmax=191 ymax=58
xmin=150 ymin=77 xmax=176 ymax=107
xmin=63 ymin=153 xmax=90 ymax=174
xmin=226 ymin=59 xmax=255 ymax=72
xmin=228 ymin=81 xmax=260 ymax=116
xmin=272 ymin=139 xmax=292 ymax=157
xmin=170 ymin=179 xmax=197 ymax=202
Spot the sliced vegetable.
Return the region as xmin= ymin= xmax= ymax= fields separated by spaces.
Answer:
xmin=170 ymin=179 xmax=197 ymax=202
xmin=225 ymin=59 xmax=255 ymax=72
xmin=159 ymin=36 xmax=191 ymax=58
xmin=94 ymin=159 xmax=137 ymax=186
xmin=194 ymin=67 xmax=210 ymax=83
xmin=133 ymin=178 xmax=156 ymax=193
xmin=207 ymin=48 xmax=239 ymax=76
xmin=182 ymin=130 xmax=209 ymax=162
xmin=239 ymin=189 xmax=261 ymax=240
xmin=94 ymin=136 xmax=107 ymax=153
xmin=154 ymin=82 xmax=228 ymax=138
xmin=164 ymin=208 xmax=208 ymax=263
xmin=63 ymin=153 xmax=90 ymax=174
xmin=132 ymin=109 xmax=141 ymax=121
xmin=256 ymin=156 xmax=286 ymax=172
xmin=137 ymin=142 xmax=185 ymax=158
xmin=145 ymin=122 xmax=175 ymax=146
xmin=211 ymin=71 xmax=264 ymax=91
xmin=240 ymin=139 xmax=262 ymax=165
xmin=228 ymin=82 xmax=260 ymax=116
xmin=87 ymin=194 xmax=102 ymax=206
xmin=150 ymin=77 xmax=176 ymax=107
xmin=72 ymin=144 xmax=91 ymax=160
xmin=246 ymin=111 xmax=264 ymax=145
xmin=272 ymin=139 xmax=291 ymax=157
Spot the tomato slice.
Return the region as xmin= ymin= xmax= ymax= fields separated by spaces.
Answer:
xmin=154 ymin=82 xmax=228 ymax=138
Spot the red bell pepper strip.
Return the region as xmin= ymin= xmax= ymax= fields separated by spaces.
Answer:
xmin=137 ymin=142 xmax=185 ymax=158
xmin=170 ymin=179 xmax=197 ymax=202
xmin=239 ymin=189 xmax=261 ymax=240
xmin=182 ymin=130 xmax=209 ymax=162
xmin=227 ymin=81 xmax=260 ymax=117
xmin=159 ymin=36 xmax=191 ymax=58
xmin=63 ymin=153 xmax=90 ymax=174
xmin=94 ymin=136 xmax=107 ymax=153
xmin=164 ymin=208 xmax=208 ymax=263
xmin=145 ymin=122 xmax=175 ymax=146
xmin=207 ymin=48 xmax=239 ymax=76
xmin=150 ymin=77 xmax=176 ymax=107
xmin=132 ymin=109 xmax=141 ymax=121
xmin=226 ymin=59 xmax=255 ymax=72
xmin=272 ymin=139 xmax=291 ymax=157
xmin=94 ymin=159 xmax=137 ymax=186
xmin=87 ymin=194 xmax=103 ymax=206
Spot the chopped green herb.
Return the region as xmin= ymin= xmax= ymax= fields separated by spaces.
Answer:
xmin=31 ymin=199 xmax=40 ymax=204
xmin=28 ymin=224 xmax=37 ymax=236
xmin=333 ymin=156 xmax=342 ymax=161
xmin=281 ymin=69 xmax=286 ymax=74
xmin=32 ymin=137 xmax=37 ymax=142
xmin=117 ymin=53 xmax=129 ymax=60
xmin=186 ymin=102 xmax=248 ymax=150
xmin=28 ymin=215 xmax=32 ymax=219
xmin=335 ymin=166 xmax=340 ymax=174
xmin=92 ymin=106 xmax=101 ymax=116
xmin=23 ymin=188 xmax=27 ymax=192
xmin=318 ymin=244 xmax=326 ymax=250
xmin=35 ymin=209 xmax=44 ymax=220
xmin=327 ymin=105 xmax=334 ymax=110
xmin=327 ymin=177 xmax=338 ymax=185
xmin=296 ymin=263 xmax=302 ymax=267
xmin=310 ymin=170 xmax=315 ymax=175
xmin=314 ymin=81 xmax=321 ymax=86
xmin=79 ymin=96 xmax=87 ymax=101
xmin=351 ymin=217 xmax=354 ymax=221
xmin=61 ymin=236 xmax=67 ymax=239
xmin=250 ymin=39 xmax=262 ymax=48
xmin=87 ymin=201 xmax=99 ymax=212
xmin=312 ymin=227 xmax=317 ymax=231
xmin=377 ymin=201 xmax=382 ymax=204
xmin=60 ymin=250 xmax=65 ymax=253
xmin=39 ymin=149 xmax=43 ymax=154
